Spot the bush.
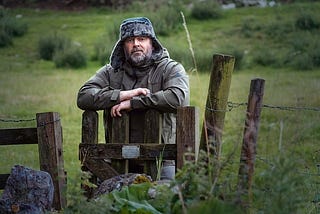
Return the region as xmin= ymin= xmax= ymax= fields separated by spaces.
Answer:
xmin=38 ymin=33 xmax=71 ymax=60
xmin=129 ymin=0 xmax=184 ymax=36
xmin=0 ymin=30 xmax=12 ymax=47
xmin=252 ymin=46 xmax=279 ymax=67
xmin=0 ymin=9 xmax=28 ymax=47
xmin=53 ymin=46 xmax=87 ymax=68
xmin=149 ymin=4 xmax=183 ymax=36
xmin=286 ymin=32 xmax=320 ymax=70
xmin=240 ymin=17 xmax=263 ymax=38
xmin=295 ymin=13 xmax=319 ymax=31
xmin=191 ymin=0 xmax=222 ymax=20
xmin=92 ymin=20 xmax=120 ymax=65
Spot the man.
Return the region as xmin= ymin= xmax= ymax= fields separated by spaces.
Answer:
xmin=77 ymin=17 xmax=189 ymax=179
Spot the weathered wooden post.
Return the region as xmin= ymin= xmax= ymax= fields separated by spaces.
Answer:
xmin=176 ymin=106 xmax=199 ymax=168
xmin=79 ymin=110 xmax=98 ymax=198
xmin=111 ymin=112 xmax=130 ymax=174
xmin=237 ymin=78 xmax=265 ymax=207
xmin=200 ymin=54 xmax=235 ymax=158
xmin=36 ymin=112 xmax=66 ymax=210
xmin=144 ymin=110 xmax=162 ymax=180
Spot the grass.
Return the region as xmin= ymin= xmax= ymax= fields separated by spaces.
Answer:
xmin=0 ymin=3 xmax=320 ymax=212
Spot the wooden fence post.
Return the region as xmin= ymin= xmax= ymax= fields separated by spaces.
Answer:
xmin=176 ymin=106 xmax=199 ymax=169
xmin=80 ymin=110 xmax=98 ymax=198
xmin=36 ymin=112 xmax=66 ymax=210
xmin=200 ymin=54 xmax=235 ymax=158
xmin=144 ymin=110 xmax=162 ymax=180
xmin=237 ymin=78 xmax=265 ymax=207
xmin=111 ymin=112 xmax=130 ymax=174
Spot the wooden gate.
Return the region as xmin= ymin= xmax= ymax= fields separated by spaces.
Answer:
xmin=79 ymin=107 xmax=199 ymax=197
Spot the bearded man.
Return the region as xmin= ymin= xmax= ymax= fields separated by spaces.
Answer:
xmin=77 ymin=17 xmax=189 ymax=180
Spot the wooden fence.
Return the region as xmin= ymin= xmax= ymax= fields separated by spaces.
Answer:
xmin=79 ymin=107 xmax=199 ymax=197
xmin=0 ymin=112 xmax=67 ymax=211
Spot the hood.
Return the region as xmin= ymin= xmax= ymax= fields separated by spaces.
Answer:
xmin=109 ymin=17 xmax=164 ymax=70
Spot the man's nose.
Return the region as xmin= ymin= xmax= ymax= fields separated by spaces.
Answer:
xmin=133 ymin=38 xmax=140 ymax=46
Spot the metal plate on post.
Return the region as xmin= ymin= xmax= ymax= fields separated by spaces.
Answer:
xmin=122 ymin=145 xmax=140 ymax=159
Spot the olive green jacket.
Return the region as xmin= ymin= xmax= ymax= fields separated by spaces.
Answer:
xmin=77 ymin=50 xmax=189 ymax=144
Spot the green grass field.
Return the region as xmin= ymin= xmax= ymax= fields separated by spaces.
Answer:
xmin=0 ymin=2 xmax=320 ymax=213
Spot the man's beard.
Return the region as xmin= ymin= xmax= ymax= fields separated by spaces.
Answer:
xmin=126 ymin=48 xmax=153 ymax=67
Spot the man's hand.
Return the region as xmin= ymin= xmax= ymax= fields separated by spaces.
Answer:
xmin=119 ymin=88 xmax=150 ymax=101
xmin=111 ymin=88 xmax=149 ymax=117
xmin=111 ymin=100 xmax=131 ymax=117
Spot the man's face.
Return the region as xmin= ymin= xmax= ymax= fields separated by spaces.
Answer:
xmin=124 ymin=36 xmax=153 ymax=66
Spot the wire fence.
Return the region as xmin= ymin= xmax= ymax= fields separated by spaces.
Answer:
xmin=1 ymin=101 xmax=319 ymax=124
xmin=203 ymin=101 xmax=320 ymax=112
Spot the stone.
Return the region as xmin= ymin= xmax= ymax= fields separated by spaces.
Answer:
xmin=0 ymin=165 xmax=54 ymax=213
xmin=93 ymin=173 xmax=152 ymax=198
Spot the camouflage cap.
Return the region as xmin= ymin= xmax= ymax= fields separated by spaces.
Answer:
xmin=120 ymin=17 xmax=156 ymax=41
xmin=109 ymin=17 xmax=164 ymax=69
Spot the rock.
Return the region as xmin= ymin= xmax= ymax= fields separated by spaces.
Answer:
xmin=0 ymin=165 xmax=54 ymax=213
xmin=93 ymin=173 xmax=152 ymax=198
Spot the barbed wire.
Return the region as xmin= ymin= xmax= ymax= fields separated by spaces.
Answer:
xmin=0 ymin=117 xmax=60 ymax=127
xmin=206 ymin=101 xmax=320 ymax=112
xmin=0 ymin=118 xmax=36 ymax=123
xmin=1 ymin=101 xmax=319 ymax=125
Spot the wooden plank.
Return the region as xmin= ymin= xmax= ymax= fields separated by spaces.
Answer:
xmin=79 ymin=143 xmax=177 ymax=160
xmin=111 ymin=113 xmax=129 ymax=174
xmin=0 ymin=174 xmax=10 ymax=189
xmin=80 ymin=110 xmax=99 ymax=199
xmin=200 ymin=54 xmax=235 ymax=158
xmin=37 ymin=112 xmax=67 ymax=210
xmin=144 ymin=110 xmax=162 ymax=180
xmin=176 ymin=106 xmax=199 ymax=169
xmin=144 ymin=110 xmax=162 ymax=144
xmin=81 ymin=111 xmax=98 ymax=144
xmin=237 ymin=78 xmax=265 ymax=207
xmin=83 ymin=158 xmax=118 ymax=181
xmin=0 ymin=128 xmax=38 ymax=145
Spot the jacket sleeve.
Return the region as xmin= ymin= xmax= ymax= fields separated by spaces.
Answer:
xmin=130 ymin=62 xmax=190 ymax=112
xmin=77 ymin=65 xmax=120 ymax=110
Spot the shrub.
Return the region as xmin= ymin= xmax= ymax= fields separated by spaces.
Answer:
xmin=0 ymin=30 xmax=12 ymax=47
xmin=286 ymin=32 xmax=320 ymax=70
xmin=0 ymin=9 xmax=28 ymax=47
xmin=240 ymin=17 xmax=263 ymax=38
xmin=2 ymin=17 xmax=28 ymax=37
xmin=92 ymin=40 xmax=111 ymax=65
xmin=252 ymin=46 xmax=279 ymax=67
xmin=53 ymin=46 xmax=87 ymax=69
xmin=149 ymin=4 xmax=182 ymax=36
xmin=191 ymin=0 xmax=222 ymax=20
xmin=295 ymin=13 xmax=319 ymax=31
xmin=92 ymin=20 xmax=120 ymax=65
xmin=38 ymin=33 xmax=71 ymax=60
xmin=253 ymin=156 xmax=311 ymax=213
xmin=128 ymin=0 xmax=184 ymax=36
